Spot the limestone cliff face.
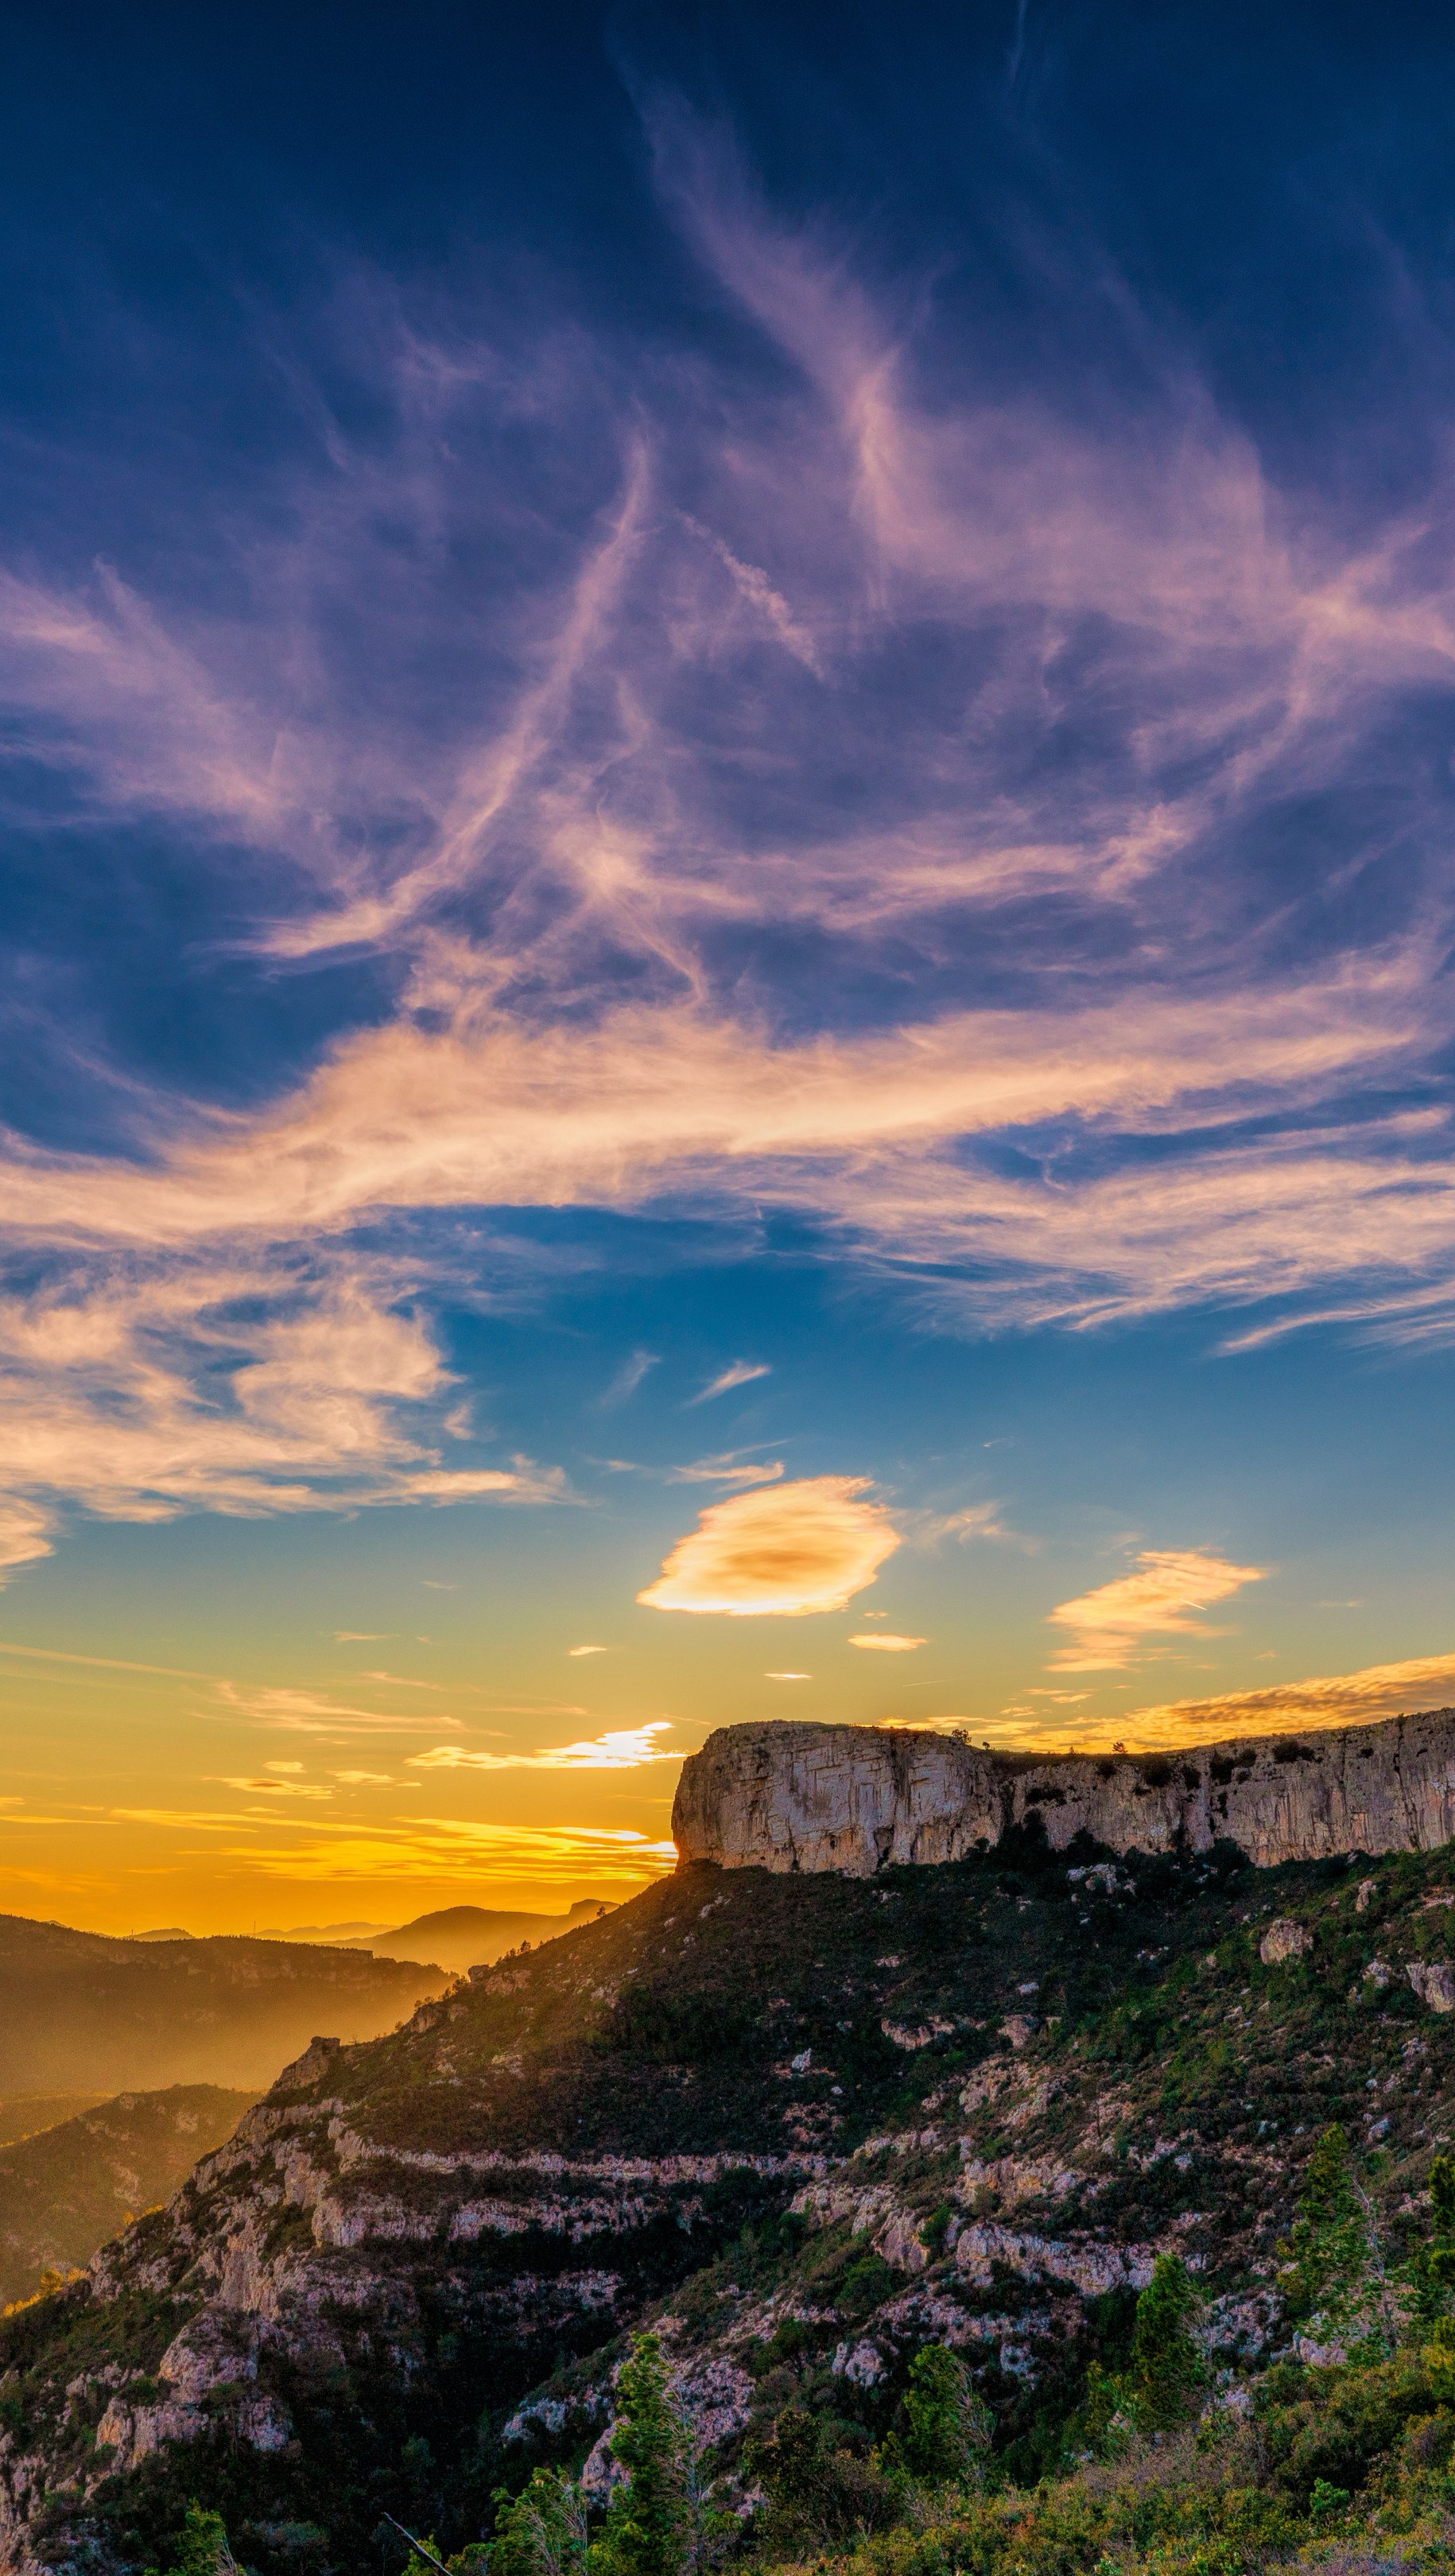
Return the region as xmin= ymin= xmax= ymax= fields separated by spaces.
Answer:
xmin=670 ymin=1709 xmax=1455 ymax=1874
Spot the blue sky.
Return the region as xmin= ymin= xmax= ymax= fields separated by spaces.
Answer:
xmin=4 ymin=2 xmax=1455 ymax=1928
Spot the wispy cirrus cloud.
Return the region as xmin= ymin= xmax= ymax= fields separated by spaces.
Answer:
xmin=995 ymin=1651 xmax=1455 ymax=1754
xmin=667 ymin=1451 xmax=785 ymax=1487
xmin=0 ymin=1261 xmax=569 ymax=1581
xmin=688 ymin=1360 xmax=772 ymax=1405
xmin=1123 ymin=1651 xmax=1455 ymax=1743
xmin=7 ymin=93 xmax=1455 ymax=1585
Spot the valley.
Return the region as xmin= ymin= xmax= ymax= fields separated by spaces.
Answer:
xmin=5 ymin=1713 xmax=1455 ymax=2572
xmin=0 ymin=2089 xmax=257 ymax=2307
xmin=0 ymin=1919 xmax=448 ymax=2096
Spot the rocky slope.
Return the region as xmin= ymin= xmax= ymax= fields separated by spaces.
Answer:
xmin=672 ymin=1709 xmax=1455 ymax=1873
xmin=0 ymin=2089 xmax=257 ymax=2306
xmin=0 ymin=1918 xmax=448 ymax=2093
xmin=8 ymin=1775 xmax=1455 ymax=2574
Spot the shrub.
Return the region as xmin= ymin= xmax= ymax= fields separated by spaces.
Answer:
xmin=743 ymin=2405 xmax=898 ymax=2553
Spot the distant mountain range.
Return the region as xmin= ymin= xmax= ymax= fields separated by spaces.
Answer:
xmin=17 ymin=1811 xmax=1454 ymax=2572
xmin=0 ymin=1915 xmax=447 ymax=2093
xmin=0 ymin=2085 xmax=256 ymax=2306
xmin=360 ymin=1898 xmax=615 ymax=1974
xmin=0 ymin=2094 xmax=110 ymax=2148
xmin=126 ymin=1901 xmax=618 ymax=1977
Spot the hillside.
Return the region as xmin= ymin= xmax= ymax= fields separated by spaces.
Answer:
xmin=0 ymin=2088 xmax=256 ymax=2306
xmin=6 ymin=1776 xmax=1455 ymax=2574
xmin=366 ymin=1899 xmax=615 ymax=1975
xmin=0 ymin=2099 xmax=109 ymax=2150
xmin=0 ymin=1917 xmax=447 ymax=2093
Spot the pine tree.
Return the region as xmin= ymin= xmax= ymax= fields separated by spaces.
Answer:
xmin=743 ymin=2406 xmax=894 ymax=2552
xmin=590 ymin=2334 xmax=692 ymax=2576
xmin=491 ymin=2469 xmax=588 ymax=2576
xmin=1130 ymin=2253 xmax=1206 ymax=2431
xmin=166 ymin=2504 xmax=237 ymax=2576
xmin=896 ymin=2345 xmax=992 ymax=2484
xmin=1280 ymin=2124 xmax=1388 ymax=2345
xmin=1426 ymin=2153 xmax=1455 ymax=2288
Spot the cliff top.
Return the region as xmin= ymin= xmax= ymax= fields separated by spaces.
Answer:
xmin=672 ymin=1705 xmax=1455 ymax=1873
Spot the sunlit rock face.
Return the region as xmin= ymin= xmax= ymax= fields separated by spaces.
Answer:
xmin=671 ymin=1709 xmax=1455 ymax=1873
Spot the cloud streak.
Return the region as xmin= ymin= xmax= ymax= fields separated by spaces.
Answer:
xmin=406 ymin=1722 xmax=678 ymax=1771
xmin=999 ymin=1651 xmax=1455 ymax=1754
xmin=1046 ymin=1550 xmax=1269 ymax=1672
xmin=689 ymin=1361 xmax=772 ymax=1405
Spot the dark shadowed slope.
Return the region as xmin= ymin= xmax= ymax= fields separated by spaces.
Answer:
xmin=0 ymin=1916 xmax=448 ymax=2092
xmin=0 ymin=2088 xmax=257 ymax=2306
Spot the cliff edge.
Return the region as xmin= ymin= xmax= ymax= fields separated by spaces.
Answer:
xmin=670 ymin=1707 xmax=1455 ymax=1873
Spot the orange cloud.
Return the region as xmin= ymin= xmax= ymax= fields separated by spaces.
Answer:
xmin=1123 ymin=1650 xmax=1455 ymax=1743
xmin=1046 ymin=1547 xmax=1267 ymax=1672
xmin=406 ymin=1723 xmax=677 ymax=1771
xmin=848 ymin=1632 xmax=925 ymax=1651
xmin=231 ymin=1818 xmax=679 ymax=1887
xmin=984 ymin=1648 xmax=1455 ymax=1756
xmin=638 ymin=1474 xmax=898 ymax=1616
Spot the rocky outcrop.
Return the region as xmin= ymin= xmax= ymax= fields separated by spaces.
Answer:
xmin=672 ymin=1710 xmax=1455 ymax=1875
xmin=9 ymin=1833 xmax=1455 ymax=2575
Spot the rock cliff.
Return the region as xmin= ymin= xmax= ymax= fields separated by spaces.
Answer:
xmin=670 ymin=1707 xmax=1455 ymax=1875
xmin=8 ymin=1836 xmax=1455 ymax=2573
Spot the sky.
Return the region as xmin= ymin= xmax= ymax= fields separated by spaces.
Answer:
xmin=6 ymin=2 xmax=1455 ymax=1932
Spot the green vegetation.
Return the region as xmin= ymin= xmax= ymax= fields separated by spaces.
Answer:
xmin=0 ymin=2083 xmax=258 ymax=2306
xmin=10 ymin=1835 xmax=1455 ymax=2576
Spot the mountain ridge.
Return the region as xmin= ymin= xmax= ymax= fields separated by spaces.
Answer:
xmin=6 ymin=1716 xmax=1455 ymax=2570
xmin=0 ymin=2086 xmax=258 ymax=2306
xmin=0 ymin=1918 xmax=447 ymax=2093
xmin=11 ymin=1709 xmax=1455 ymax=2571
xmin=673 ymin=1706 xmax=1455 ymax=1873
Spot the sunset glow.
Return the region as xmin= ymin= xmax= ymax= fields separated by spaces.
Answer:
xmin=3 ymin=10 xmax=1455 ymax=1932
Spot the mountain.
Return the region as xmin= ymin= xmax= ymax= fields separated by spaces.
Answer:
xmin=6 ymin=1709 xmax=1455 ymax=2574
xmin=365 ymin=1899 xmax=616 ymax=1974
xmin=0 ymin=1915 xmax=448 ymax=2093
xmin=675 ymin=1705 xmax=1455 ymax=1872
xmin=0 ymin=2098 xmax=110 ymax=2150
xmin=0 ymin=2086 xmax=257 ymax=2306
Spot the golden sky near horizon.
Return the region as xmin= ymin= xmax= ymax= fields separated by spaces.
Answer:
xmin=2 ymin=1476 xmax=1453 ymax=1938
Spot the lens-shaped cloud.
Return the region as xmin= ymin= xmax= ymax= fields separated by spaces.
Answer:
xmin=638 ymin=1474 xmax=898 ymax=1616
xmin=848 ymin=1632 xmax=926 ymax=1651
xmin=1047 ymin=1548 xmax=1267 ymax=1671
